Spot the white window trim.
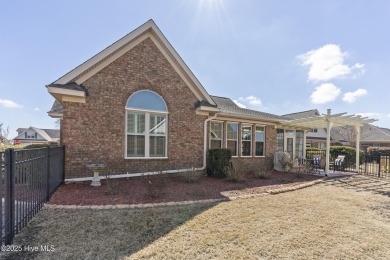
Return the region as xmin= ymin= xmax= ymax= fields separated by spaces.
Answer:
xmin=226 ymin=121 xmax=238 ymax=157
xmin=241 ymin=124 xmax=252 ymax=157
xmin=125 ymin=109 xmax=169 ymax=159
xmin=255 ymin=125 xmax=266 ymax=157
xmin=209 ymin=121 xmax=223 ymax=149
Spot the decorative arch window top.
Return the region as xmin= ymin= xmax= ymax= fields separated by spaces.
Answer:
xmin=126 ymin=90 xmax=168 ymax=112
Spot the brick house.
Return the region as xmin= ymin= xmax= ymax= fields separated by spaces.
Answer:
xmin=47 ymin=20 xmax=306 ymax=180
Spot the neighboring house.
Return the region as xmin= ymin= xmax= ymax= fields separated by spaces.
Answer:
xmin=331 ymin=124 xmax=390 ymax=152
xmin=13 ymin=127 xmax=60 ymax=145
xmin=284 ymin=109 xmax=390 ymax=152
xmin=283 ymin=109 xmax=337 ymax=149
xmin=47 ymin=20 xmax=308 ymax=180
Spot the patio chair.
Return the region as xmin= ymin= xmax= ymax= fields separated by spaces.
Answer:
xmin=311 ymin=156 xmax=323 ymax=174
xmin=330 ymin=155 xmax=346 ymax=172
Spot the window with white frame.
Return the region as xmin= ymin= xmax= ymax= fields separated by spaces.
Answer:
xmin=125 ymin=90 xmax=168 ymax=158
xmin=210 ymin=121 xmax=223 ymax=149
xmin=276 ymin=129 xmax=284 ymax=152
xmin=255 ymin=126 xmax=265 ymax=156
xmin=226 ymin=122 xmax=238 ymax=156
xmin=241 ymin=124 xmax=252 ymax=156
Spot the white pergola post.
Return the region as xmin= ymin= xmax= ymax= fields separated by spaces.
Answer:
xmin=325 ymin=109 xmax=332 ymax=175
xmin=355 ymin=125 xmax=361 ymax=173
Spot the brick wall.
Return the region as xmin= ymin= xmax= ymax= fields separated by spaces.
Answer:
xmin=61 ymin=37 xmax=207 ymax=178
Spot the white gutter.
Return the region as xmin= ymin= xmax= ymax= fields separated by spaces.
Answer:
xmin=65 ymin=114 xmax=218 ymax=183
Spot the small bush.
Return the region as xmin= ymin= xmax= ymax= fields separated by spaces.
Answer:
xmin=103 ymin=171 xmax=119 ymax=196
xmin=143 ymin=171 xmax=166 ymax=198
xmin=225 ymin=161 xmax=245 ymax=182
xmin=23 ymin=144 xmax=52 ymax=149
xmin=254 ymin=157 xmax=274 ymax=179
xmin=330 ymin=146 xmax=365 ymax=167
xmin=183 ymin=167 xmax=203 ymax=183
xmin=207 ymin=149 xmax=232 ymax=178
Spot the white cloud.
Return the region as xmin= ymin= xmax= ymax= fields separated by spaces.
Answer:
xmin=235 ymin=95 xmax=262 ymax=108
xmin=342 ymin=88 xmax=367 ymax=103
xmin=0 ymin=98 xmax=23 ymax=108
xmin=34 ymin=107 xmax=40 ymax=111
xmin=233 ymin=100 xmax=246 ymax=108
xmin=356 ymin=112 xmax=385 ymax=119
xmin=298 ymin=44 xmax=364 ymax=82
xmin=310 ymin=83 xmax=341 ymax=104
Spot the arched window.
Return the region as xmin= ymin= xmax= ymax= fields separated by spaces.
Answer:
xmin=125 ymin=90 xmax=168 ymax=158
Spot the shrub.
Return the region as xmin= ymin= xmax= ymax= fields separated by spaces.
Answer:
xmin=143 ymin=171 xmax=166 ymax=198
xmin=103 ymin=171 xmax=119 ymax=196
xmin=225 ymin=161 xmax=245 ymax=182
xmin=207 ymin=149 xmax=232 ymax=178
xmin=183 ymin=167 xmax=203 ymax=183
xmin=23 ymin=144 xmax=52 ymax=149
xmin=329 ymin=146 xmax=365 ymax=167
xmin=254 ymin=157 xmax=274 ymax=179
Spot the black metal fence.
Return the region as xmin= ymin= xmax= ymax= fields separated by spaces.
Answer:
xmin=305 ymin=150 xmax=390 ymax=178
xmin=0 ymin=146 xmax=64 ymax=245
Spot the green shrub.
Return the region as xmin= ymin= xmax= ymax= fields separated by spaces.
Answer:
xmin=329 ymin=146 xmax=365 ymax=167
xmin=23 ymin=144 xmax=52 ymax=149
xmin=207 ymin=149 xmax=232 ymax=178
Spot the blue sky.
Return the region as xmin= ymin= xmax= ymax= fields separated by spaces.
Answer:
xmin=1 ymin=0 xmax=390 ymax=138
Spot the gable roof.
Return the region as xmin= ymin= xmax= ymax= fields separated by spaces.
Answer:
xmin=48 ymin=19 xmax=215 ymax=106
xmin=330 ymin=124 xmax=390 ymax=143
xmin=14 ymin=127 xmax=60 ymax=142
xmin=282 ymin=109 xmax=320 ymax=120
xmin=210 ymin=96 xmax=286 ymax=121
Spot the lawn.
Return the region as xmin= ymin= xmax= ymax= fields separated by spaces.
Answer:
xmin=2 ymin=175 xmax=390 ymax=259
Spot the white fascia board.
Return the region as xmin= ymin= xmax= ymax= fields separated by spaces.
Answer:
xmin=196 ymin=106 xmax=220 ymax=112
xmin=47 ymin=86 xmax=85 ymax=97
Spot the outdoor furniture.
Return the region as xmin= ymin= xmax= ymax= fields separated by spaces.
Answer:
xmin=329 ymin=155 xmax=346 ymax=172
xmin=311 ymin=157 xmax=323 ymax=174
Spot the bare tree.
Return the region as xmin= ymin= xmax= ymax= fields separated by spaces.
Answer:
xmin=0 ymin=122 xmax=10 ymax=144
xmin=332 ymin=126 xmax=357 ymax=147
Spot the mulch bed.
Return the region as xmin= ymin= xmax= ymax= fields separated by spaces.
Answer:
xmin=48 ymin=171 xmax=323 ymax=206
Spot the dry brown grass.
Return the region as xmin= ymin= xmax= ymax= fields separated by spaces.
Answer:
xmin=3 ymin=175 xmax=390 ymax=260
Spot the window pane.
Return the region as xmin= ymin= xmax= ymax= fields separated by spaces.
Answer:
xmin=127 ymin=113 xmax=145 ymax=134
xmin=242 ymin=141 xmax=251 ymax=156
xmin=227 ymin=140 xmax=237 ymax=156
xmin=150 ymin=115 xmax=166 ymax=135
xmin=127 ymin=135 xmax=145 ymax=157
xmin=210 ymin=122 xmax=222 ymax=139
xmin=242 ymin=125 xmax=251 ymax=141
xmin=256 ymin=142 xmax=264 ymax=156
xmin=255 ymin=126 xmax=264 ymax=141
xmin=126 ymin=90 xmax=167 ymax=112
xmin=227 ymin=123 xmax=238 ymax=140
xmin=210 ymin=140 xmax=222 ymax=149
xmin=276 ymin=129 xmax=284 ymax=152
xmin=150 ymin=136 xmax=166 ymax=157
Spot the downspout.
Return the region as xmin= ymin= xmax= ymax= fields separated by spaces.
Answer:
xmin=65 ymin=113 xmax=218 ymax=183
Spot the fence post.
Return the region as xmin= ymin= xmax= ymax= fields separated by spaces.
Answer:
xmin=378 ymin=152 xmax=381 ymax=177
xmin=4 ymin=148 xmax=15 ymax=245
xmin=46 ymin=147 xmax=51 ymax=201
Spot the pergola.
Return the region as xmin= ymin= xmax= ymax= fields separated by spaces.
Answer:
xmin=280 ymin=109 xmax=376 ymax=175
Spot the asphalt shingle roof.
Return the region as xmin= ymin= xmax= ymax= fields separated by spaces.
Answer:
xmin=47 ymin=82 xmax=86 ymax=91
xmin=330 ymin=124 xmax=390 ymax=143
xmin=48 ymin=100 xmax=64 ymax=115
xmin=210 ymin=96 xmax=286 ymax=120
xmin=282 ymin=109 xmax=320 ymax=120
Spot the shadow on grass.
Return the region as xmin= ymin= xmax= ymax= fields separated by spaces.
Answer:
xmin=323 ymin=175 xmax=390 ymax=197
xmin=2 ymin=203 xmax=217 ymax=260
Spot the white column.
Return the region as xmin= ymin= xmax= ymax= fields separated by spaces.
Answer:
xmin=325 ymin=109 xmax=332 ymax=175
xmin=355 ymin=125 xmax=361 ymax=173
xmin=325 ymin=121 xmax=332 ymax=174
